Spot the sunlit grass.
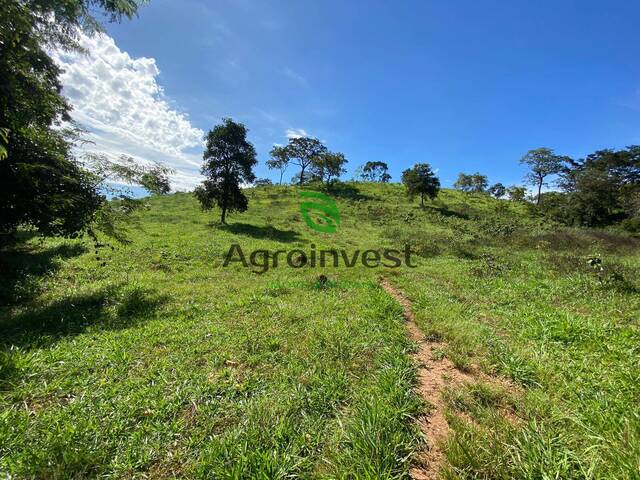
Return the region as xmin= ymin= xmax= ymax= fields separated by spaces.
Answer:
xmin=1 ymin=183 xmax=638 ymax=478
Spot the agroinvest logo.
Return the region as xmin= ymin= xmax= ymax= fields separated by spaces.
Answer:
xmin=299 ymin=190 xmax=340 ymax=233
xmin=222 ymin=190 xmax=416 ymax=272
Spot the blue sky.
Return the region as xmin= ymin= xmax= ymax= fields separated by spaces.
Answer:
xmin=60 ymin=0 xmax=640 ymax=189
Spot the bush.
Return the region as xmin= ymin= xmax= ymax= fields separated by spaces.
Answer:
xmin=620 ymin=217 xmax=640 ymax=234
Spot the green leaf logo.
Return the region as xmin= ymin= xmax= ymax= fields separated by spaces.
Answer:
xmin=299 ymin=191 xmax=340 ymax=233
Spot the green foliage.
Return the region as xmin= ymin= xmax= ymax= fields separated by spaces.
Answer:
xmin=454 ymin=172 xmax=488 ymax=193
xmin=520 ymin=147 xmax=567 ymax=205
xmin=194 ymin=118 xmax=257 ymax=224
xmin=266 ymin=145 xmax=289 ymax=184
xmin=1 ymin=184 xmax=638 ymax=478
xmin=358 ymin=161 xmax=391 ymax=182
xmin=552 ymin=146 xmax=640 ymax=227
xmin=488 ymin=182 xmax=506 ymax=198
xmin=253 ymin=178 xmax=273 ymax=187
xmin=620 ymin=217 xmax=640 ymax=234
xmin=312 ymin=151 xmax=348 ymax=185
xmin=0 ymin=0 xmax=146 ymax=240
xmin=401 ymin=163 xmax=441 ymax=206
xmin=88 ymin=154 xmax=173 ymax=195
xmin=507 ymin=185 xmax=528 ymax=202
xmin=283 ymin=137 xmax=328 ymax=186
xmin=0 ymin=127 xmax=9 ymax=160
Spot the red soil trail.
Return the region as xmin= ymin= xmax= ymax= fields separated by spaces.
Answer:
xmin=381 ymin=279 xmax=473 ymax=480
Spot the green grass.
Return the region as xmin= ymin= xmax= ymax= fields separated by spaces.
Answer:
xmin=1 ymin=183 xmax=639 ymax=478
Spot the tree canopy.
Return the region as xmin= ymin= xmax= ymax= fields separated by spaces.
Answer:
xmin=284 ymin=137 xmax=328 ymax=186
xmin=488 ymin=183 xmax=506 ymax=198
xmin=359 ymin=161 xmax=391 ymax=182
xmin=312 ymin=152 xmax=348 ymax=186
xmin=194 ymin=119 xmax=257 ymax=224
xmin=520 ymin=148 xmax=566 ymax=205
xmin=0 ymin=0 xmax=147 ymax=243
xmin=266 ymin=146 xmax=289 ymax=185
xmin=454 ymin=172 xmax=488 ymax=193
xmin=552 ymin=146 xmax=640 ymax=226
xmin=507 ymin=186 xmax=527 ymax=202
xmin=401 ymin=163 xmax=440 ymax=206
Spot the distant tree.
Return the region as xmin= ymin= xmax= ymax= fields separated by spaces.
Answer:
xmin=194 ymin=119 xmax=257 ymax=224
xmin=567 ymin=169 xmax=620 ymax=226
xmin=488 ymin=183 xmax=506 ymax=198
xmin=359 ymin=161 xmax=390 ymax=182
xmin=0 ymin=0 xmax=145 ymax=242
xmin=290 ymin=171 xmax=319 ymax=185
xmin=556 ymin=146 xmax=640 ymax=226
xmin=266 ymin=145 xmax=289 ymax=185
xmin=402 ymin=163 xmax=440 ymax=207
xmin=107 ymin=155 xmax=173 ymax=195
xmin=313 ymin=152 xmax=348 ymax=186
xmin=285 ymin=137 xmax=327 ymax=186
xmin=507 ymin=185 xmax=527 ymax=202
xmin=454 ymin=173 xmax=473 ymax=192
xmin=471 ymin=173 xmax=489 ymax=193
xmin=454 ymin=172 xmax=488 ymax=193
xmin=254 ymin=178 xmax=273 ymax=187
xmin=520 ymin=148 xmax=566 ymax=206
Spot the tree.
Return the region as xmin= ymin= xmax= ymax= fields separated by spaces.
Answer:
xmin=471 ymin=173 xmax=488 ymax=193
xmin=402 ymin=163 xmax=440 ymax=207
xmin=0 ymin=0 xmax=146 ymax=242
xmin=556 ymin=146 xmax=640 ymax=226
xmin=194 ymin=119 xmax=257 ymax=224
xmin=488 ymin=183 xmax=506 ymax=198
xmin=313 ymin=152 xmax=348 ymax=186
xmin=454 ymin=172 xmax=487 ymax=193
xmin=454 ymin=173 xmax=473 ymax=192
xmin=266 ymin=145 xmax=289 ymax=185
xmin=285 ymin=137 xmax=327 ymax=186
xmin=359 ymin=161 xmax=390 ymax=182
xmin=520 ymin=148 xmax=566 ymax=206
xmin=105 ymin=155 xmax=173 ymax=195
xmin=254 ymin=178 xmax=273 ymax=187
xmin=569 ymin=170 xmax=621 ymax=226
xmin=507 ymin=185 xmax=527 ymax=202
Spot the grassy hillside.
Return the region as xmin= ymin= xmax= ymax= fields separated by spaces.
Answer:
xmin=1 ymin=183 xmax=639 ymax=478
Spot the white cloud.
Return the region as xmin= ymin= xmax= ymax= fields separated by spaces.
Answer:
xmin=285 ymin=128 xmax=308 ymax=139
xmin=52 ymin=32 xmax=204 ymax=191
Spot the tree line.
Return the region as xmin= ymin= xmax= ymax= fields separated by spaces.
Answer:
xmin=451 ymin=147 xmax=640 ymax=230
xmin=193 ymin=118 xmax=445 ymax=223
xmin=2 ymin=0 xmax=638 ymax=241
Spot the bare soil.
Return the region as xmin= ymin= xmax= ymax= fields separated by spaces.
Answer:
xmin=381 ymin=279 xmax=474 ymax=480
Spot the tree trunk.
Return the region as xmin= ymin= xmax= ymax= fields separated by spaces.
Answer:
xmin=299 ymin=165 xmax=305 ymax=185
xmin=279 ymin=170 xmax=284 ymax=185
xmin=221 ymin=205 xmax=227 ymax=224
xmin=536 ymin=179 xmax=542 ymax=206
xmin=421 ymin=192 xmax=424 ymax=207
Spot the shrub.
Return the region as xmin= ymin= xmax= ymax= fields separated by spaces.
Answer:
xmin=620 ymin=217 xmax=640 ymax=234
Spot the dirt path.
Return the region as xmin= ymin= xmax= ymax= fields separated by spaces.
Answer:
xmin=381 ymin=279 xmax=473 ymax=480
